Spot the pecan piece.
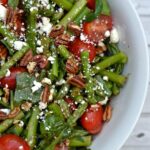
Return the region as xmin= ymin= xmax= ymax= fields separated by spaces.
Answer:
xmin=20 ymin=50 xmax=33 ymax=66
xmin=67 ymin=22 xmax=81 ymax=36
xmin=41 ymin=85 xmax=50 ymax=103
xmin=0 ymin=44 xmax=8 ymax=60
xmin=2 ymin=88 xmax=10 ymax=103
xmin=0 ymin=111 xmax=8 ymax=120
xmin=66 ymin=57 xmax=79 ymax=74
xmin=55 ymin=34 xmax=71 ymax=48
xmin=8 ymin=107 xmax=20 ymax=119
xmin=68 ymin=75 xmax=85 ymax=89
xmin=21 ymin=102 xmax=32 ymax=111
xmin=7 ymin=8 xmax=25 ymax=36
xmin=50 ymin=25 xmax=65 ymax=38
xmin=32 ymin=55 xmax=48 ymax=69
xmin=103 ymin=105 xmax=112 ymax=122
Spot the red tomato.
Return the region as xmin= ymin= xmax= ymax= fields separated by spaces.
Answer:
xmin=80 ymin=104 xmax=103 ymax=134
xmin=65 ymin=97 xmax=77 ymax=112
xmin=55 ymin=143 xmax=68 ymax=150
xmin=0 ymin=0 xmax=8 ymax=5
xmin=0 ymin=67 xmax=26 ymax=90
xmin=69 ymin=38 xmax=96 ymax=62
xmin=83 ymin=15 xmax=113 ymax=43
xmin=87 ymin=0 xmax=95 ymax=10
xmin=0 ymin=134 xmax=30 ymax=150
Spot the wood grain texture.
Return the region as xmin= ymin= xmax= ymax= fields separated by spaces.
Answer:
xmin=122 ymin=0 xmax=150 ymax=149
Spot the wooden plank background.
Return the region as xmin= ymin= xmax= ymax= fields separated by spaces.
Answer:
xmin=122 ymin=0 xmax=150 ymax=149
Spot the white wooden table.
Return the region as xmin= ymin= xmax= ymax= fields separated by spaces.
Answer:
xmin=122 ymin=0 xmax=150 ymax=149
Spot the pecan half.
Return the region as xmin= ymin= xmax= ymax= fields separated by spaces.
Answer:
xmin=21 ymin=102 xmax=32 ymax=111
xmin=7 ymin=8 xmax=25 ymax=36
xmin=50 ymin=25 xmax=65 ymax=38
xmin=32 ymin=55 xmax=48 ymax=69
xmin=67 ymin=22 xmax=81 ymax=36
xmin=68 ymin=75 xmax=85 ymax=89
xmin=66 ymin=57 xmax=79 ymax=74
xmin=41 ymin=85 xmax=50 ymax=103
xmin=55 ymin=34 xmax=71 ymax=48
xmin=0 ymin=44 xmax=8 ymax=60
xmin=2 ymin=88 xmax=10 ymax=103
xmin=20 ymin=50 xmax=33 ymax=67
xmin=8 ymin=107 xmax=20 ymax=119
xmin=103 ymin=105 xmax=112 ymax=122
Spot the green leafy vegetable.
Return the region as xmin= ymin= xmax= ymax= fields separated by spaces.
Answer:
xmin=14 ymin=73 xmax=42 ymax=105
xmin=86 ymin=0 xmax=103 ymax=22
xmin=8 ymin=0 xmax=19 ymax=9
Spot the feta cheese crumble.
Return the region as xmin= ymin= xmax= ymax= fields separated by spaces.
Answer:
xmin=36 ymin=46 xmax=44 ymax=54
xmin=103 ymin=76 xmax=109 ymax=81
xmin=14 ymin=41 xmax=26 ymax=51
xmin=5 ymin=69 xmax=11 ymax=77
xmin=110 ymin=27 xmax=120 ymax=43
xmin=31 ymin=80 xmax=42 ymax=93
xmin=37 ymin=17 xmax=53 ymax=36
xmin=42 ymin=78 xmax=51 ymax=85
xmin=39 ymin=101 xmax=47 ymax=110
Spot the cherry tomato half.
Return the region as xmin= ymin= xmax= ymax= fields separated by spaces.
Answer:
xmin=0 ymin=67 xmax=26 ymax=90
xmin=87 ymin=0 xmax=95 ymax=10
xmin=65 ymin=97 xmax=77 ymax=112
xmin=55 ymin=143 xmax=68 ymax=150
xmin=80 ymin=104 xmax=103 ymax=134
xmin=0 ymin=0 xmax=8 ymax=5
xmin=69 ymin=38 xmax=96 ymax=62
xmin=0 ymin=134 xmax=30 ymax=150
xmin=83 ymin=15 xmax=113 ymax=43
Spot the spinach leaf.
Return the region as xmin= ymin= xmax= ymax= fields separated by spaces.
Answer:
xmin=14 ymin=73 xmax=42 ymax=105
xmin=8 ymin=0 xmax=19 ymax=9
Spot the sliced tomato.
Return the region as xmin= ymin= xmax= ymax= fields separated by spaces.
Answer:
xmin=0 ymin=0 xmax=8 ymax=5
xmin=65 ymin=97 xmax=77 ymax=112
xmin=55 ymin=143 xmax=68 ymax=150
xmin=80 ymin=104 xmax=103 ymax=134
xmin=69 ymin=38 xmax=96 ymax=62
xmin=87 ymin=0 xmax=95 ymax=10
xmin=0 ymin=134 xmax=30 ymax=150
xmin=83 ymin=15 xmax=113 ymax=43
xmin=0 ymin=67 xmax=26 ymax=90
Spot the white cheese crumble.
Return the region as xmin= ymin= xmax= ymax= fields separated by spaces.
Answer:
xmin=0 ymin=109 xmax=10 ymax=114
xmin=104 ymin=30 xmax=111 ymax=38
xmin=31 ymin=80 xmax=42 ymax=93
xmin=30 ymin=7 xmax=38 ymax=12
xmin=56 ymin=79 xmax=66 ymax=86
xmin=5 ymin=69 xmax=11 ymax=77
xmin=0 ymin=4 xmax=7 ymax=20
xmin=36 ymin=46 xmax=43 ymax=54
xmin=42 ymin=78 xmax=51 ymax=85
xmin=48 ymin=56 xmax=55 ymax=64
xmin=110 ymin=27 xmax=120 ymax=43
xmin=14 ymin=41 xmax=26 ymax=51
xmin=39 ymin=101 xmax=47 ymax=110
xmin=37 ymin=40 xmax=41 ymax=46
xmin=103 ymin=76 xmax=109 ymax=81
xmin=37 ymin=17 xmax=53 ymax=36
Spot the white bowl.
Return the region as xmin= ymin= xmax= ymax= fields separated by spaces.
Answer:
xmin=91 ymin=0 xmax=149 ymax=149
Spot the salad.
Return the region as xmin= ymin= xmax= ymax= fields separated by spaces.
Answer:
xmin=0 ymin=0 xmax=128 ymax=150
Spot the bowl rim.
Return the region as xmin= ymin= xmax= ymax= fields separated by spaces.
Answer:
xmin=117 ymin=0 xmax=150 ymax=149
